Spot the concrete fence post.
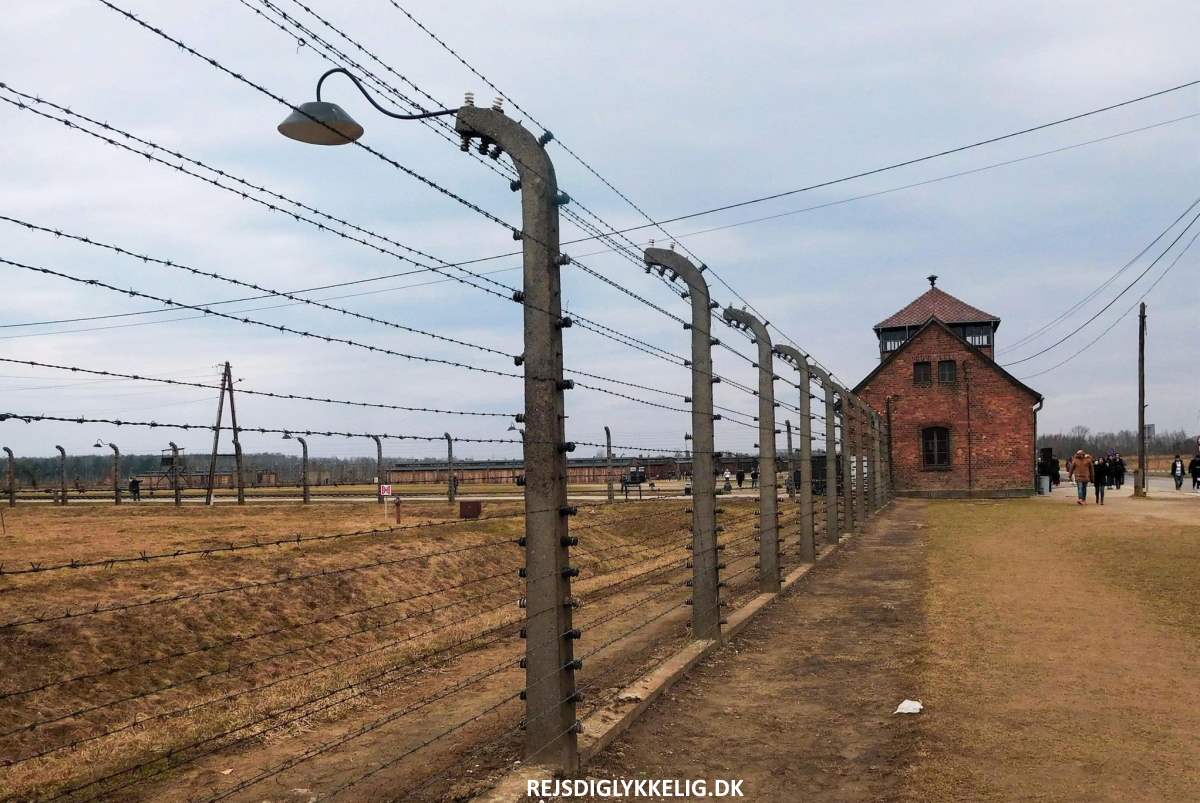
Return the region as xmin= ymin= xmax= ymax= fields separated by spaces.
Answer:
xmin=296 ymin=436 xmax=310 ymax=505
xmin=107 ymin=442 xmax=121 ymax=506
xmin=3 ymin=447 xmax=14 ymax=507
xmin=645 ymin=247 xmax=720 ymax=640
xmin=457 ymin=104 xmax=578 ymax=772
xmin=810 ymin=369 xmax=837 ymax=545
xmin=371 ymin=435 xmax=384 ymax=504
xmin=604 ymin=425 xmax=614 ymax=504
xmin=55 ymin=445 xmax=67 ymax=506
xmin=839 ymin=391 xmax=854 ymax=534
xmin=784 ymin=420 xmax=796 ymax=499
xmin=723 ymin=307 xmax=780 ymax=593
xmin=444 ymin=433 xmax=456 ymax=503
xmin=169 ymin=441 xmax=182 ymax=507
xmin=854 ymin=398 xmax=868 ymax=524
xmin=773 ymin=345 xmax=815 ymax=562
xmin=871 ymin=412 xmax=883 ymax=509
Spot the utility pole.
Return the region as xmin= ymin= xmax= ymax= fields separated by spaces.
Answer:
xmin=204 ymin=366 xmax=228 ymax=506
xmin=774 ymin=345 xmax=816 ymax=562
xmin=1135 ymin=302 xmax=1148 ymax=497
xmin=603 ymin=425 xmax=614 ymax=503
xmin=224 ymin=362 xmax=245 ymax=505
xmin=55 ymin=445 xmax=67 ymax=506
xmin=724 ymin=307 xmax=780 ymax=593
xmin=3 ymin=447 xmax=14 ymax=507
xmin=371 ymin=435 xmax=384 ymax=504
xmin=646 ymin=247 xmax=721 ymax=641
xmin=457 ymin=101 xmax=578 ymax=771
xmin=169 ymin=441 xmax=182 ymax=507
xmin=444 ymin=432 xmax=456 ymax=503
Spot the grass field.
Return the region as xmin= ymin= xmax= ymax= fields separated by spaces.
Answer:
xmin=909 ymin=490 xmax=1200 ymax=801
xmin=0 ymin=493 xmax=817 ymax=800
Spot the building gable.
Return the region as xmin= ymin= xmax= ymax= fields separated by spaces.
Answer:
xmin=854 ymin=317 xmax=1041 ymax=403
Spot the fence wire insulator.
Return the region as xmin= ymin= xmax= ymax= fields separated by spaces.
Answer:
xmin=561 ymin=566 xmax=580 ymax=578
xmin=563 ymin=658 xmax=582 ymax=670
xmin=509 ymin=178 xmax=521 ymax=191
xmin=560 ymin=535 xmax=579 ymax=546
xmin=564 ymin=629 xmax=582 ymax=640
xmin=557 ymin=442 xmax=576 ymax=454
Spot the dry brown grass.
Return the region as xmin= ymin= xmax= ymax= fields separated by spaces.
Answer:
xmin=909 ymin=496 xmax=1200 ymax=802
xmin=0 ymin=495 xmax=787 ymax=800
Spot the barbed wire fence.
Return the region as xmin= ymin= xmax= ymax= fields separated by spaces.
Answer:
xmin=0 ymin=3 xmax=894 ymax=799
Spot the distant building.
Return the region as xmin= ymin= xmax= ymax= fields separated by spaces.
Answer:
xmin=854 ymin=276 xmax=1043 ymax=497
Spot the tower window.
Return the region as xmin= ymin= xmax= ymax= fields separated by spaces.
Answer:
xmin=913 ymin=361 xmax=932 ymax=385
xmin=938 ymin=360 xmax=957 ymax=384
xmin=922 ymin=427 xmax=951 ymax=469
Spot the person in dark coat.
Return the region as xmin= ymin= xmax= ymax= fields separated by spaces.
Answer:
xmin=1113 ymin=453 xmax=1126 ymax=489
xmin=1093 ymin=457 xmax=1107 ymax=505
xmin=1189 ymin=454 xmax=1200 ymax=491
xmin=128 ymin=477 xmax=141 ymax=502
xmin=1171 ymin=454 xmax=1185 ymax=490
xmin=750 ymin=469 xmax=759 ymax=489
xmin=736 ymin=469 xmax=745 ymax=489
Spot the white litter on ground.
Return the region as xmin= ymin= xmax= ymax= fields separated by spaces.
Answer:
xmin=894 ymin=699 xmax=923 ymax=714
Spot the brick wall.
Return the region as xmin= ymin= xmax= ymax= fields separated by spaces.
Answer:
xmin=857 ymin=323 xmax=1039 ymax=497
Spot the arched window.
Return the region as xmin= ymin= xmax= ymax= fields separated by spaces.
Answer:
xmin=922 ymin=427 xmax=951 ymax=469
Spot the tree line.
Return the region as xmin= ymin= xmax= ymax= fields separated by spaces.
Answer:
xmin=1038 ymin=426 xmax=1198 ymax=457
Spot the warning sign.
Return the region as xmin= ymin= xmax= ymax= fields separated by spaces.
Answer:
xmin=380 ymin=484 xmax=393 ymax=497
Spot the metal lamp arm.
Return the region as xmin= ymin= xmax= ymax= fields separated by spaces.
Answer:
xmin=315 ymin=68 xmax=455 ymax=121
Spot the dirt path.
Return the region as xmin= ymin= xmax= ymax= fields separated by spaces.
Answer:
xmin=584 ymin=494 xmax=1200 ymax=803
xmin=584 ymin=501 xmax=926 ymax=802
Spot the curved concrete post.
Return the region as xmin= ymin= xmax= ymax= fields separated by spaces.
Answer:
xmin=457 ymin=105 xmax=577 ymax=771
xmin=4 ymin=446 xmax=15 ymax=507
xmin=603 ymin=425 xmax=613 ymax=504
xmin=107 ymin=442 xmax=121 ymax=506
xmin=645 ymin=247 xmax=720 ymax=640
xmin=853 ymin=396 xmax=868 ymax=524
xmin=55 ymin=445 xmax=67 ymax=506
xmin=444 ymin=432 xmax=456 ymax=502
xmin=723 ymin=307 xmax=780 ymax=593
xmin=837 ymin=389 xmax=855 ymax=534
xmin=774 ymin=345 xmax=815 ymax=562
xmin=296 ymin=436 xmax=310 ymax=505
xmin=169 ymin=441 xmax=182 ymax=507
xmin=806 ymin=364 xmax=839 ymax=545
xmin=371 ymin=435 xmax=383 ymax=504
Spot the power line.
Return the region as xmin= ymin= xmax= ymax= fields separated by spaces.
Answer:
xmin=1017 ymin=223 xmax=1200 ymax=380
xmin=0 ymin=357 xmax=516 ymax=417
xmin=0 ymin=213 xmax=518 ymax=361
xmin=1001 ymin=206 xmax=1200 ymax=367
xmin=380 ymin=1 xmax=841 ymax=384
xmin=1000 ymin=189 xmax=1200 ymax=354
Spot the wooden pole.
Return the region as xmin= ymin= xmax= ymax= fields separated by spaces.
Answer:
xmin=224 ymin=363 xmax=245 ymax=505
xmin=1135 ymin=302 xmax=1148 ymax=497
xmin=205 ymin=367 xmax=227 ymax=506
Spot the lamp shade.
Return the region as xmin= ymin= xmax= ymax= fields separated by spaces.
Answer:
xmin=277 ymin=101 xmax=363 ymax=146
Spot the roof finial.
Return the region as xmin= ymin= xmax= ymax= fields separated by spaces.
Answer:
xmin=927 ymin=274 xmax=938 ymax=288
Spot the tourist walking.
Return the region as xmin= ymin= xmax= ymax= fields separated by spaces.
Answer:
xmin=1113 ymin=453 xmax=1126 ymax=489
xmin=1170 ymin=454 xmax=1185 ymax=490
xmin=736 ymin=469 xmax=745 ymax=489
xmin=1093 ymin=457 xmax=1107 ymax=505
xmin=128 ymin=476 xmax=141 ymax=502
xmin=1190 ymin=454 xmax=1200 ymax=492
xmin=750 ymin=469 xmax=759 ymax=489
xmin=1071 ymin=450 xmax=1093 ymax=505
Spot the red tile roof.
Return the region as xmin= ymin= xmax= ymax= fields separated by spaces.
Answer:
xmin=874 ymin=287 xmax=999 ymax=330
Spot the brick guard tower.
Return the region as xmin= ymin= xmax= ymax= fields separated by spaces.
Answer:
xmin=855 ymin=276 xmax=1043 ymax=497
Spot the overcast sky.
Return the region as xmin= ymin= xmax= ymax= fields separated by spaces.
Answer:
xmin=2 ymin=0 xmax=1198 ymax=461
